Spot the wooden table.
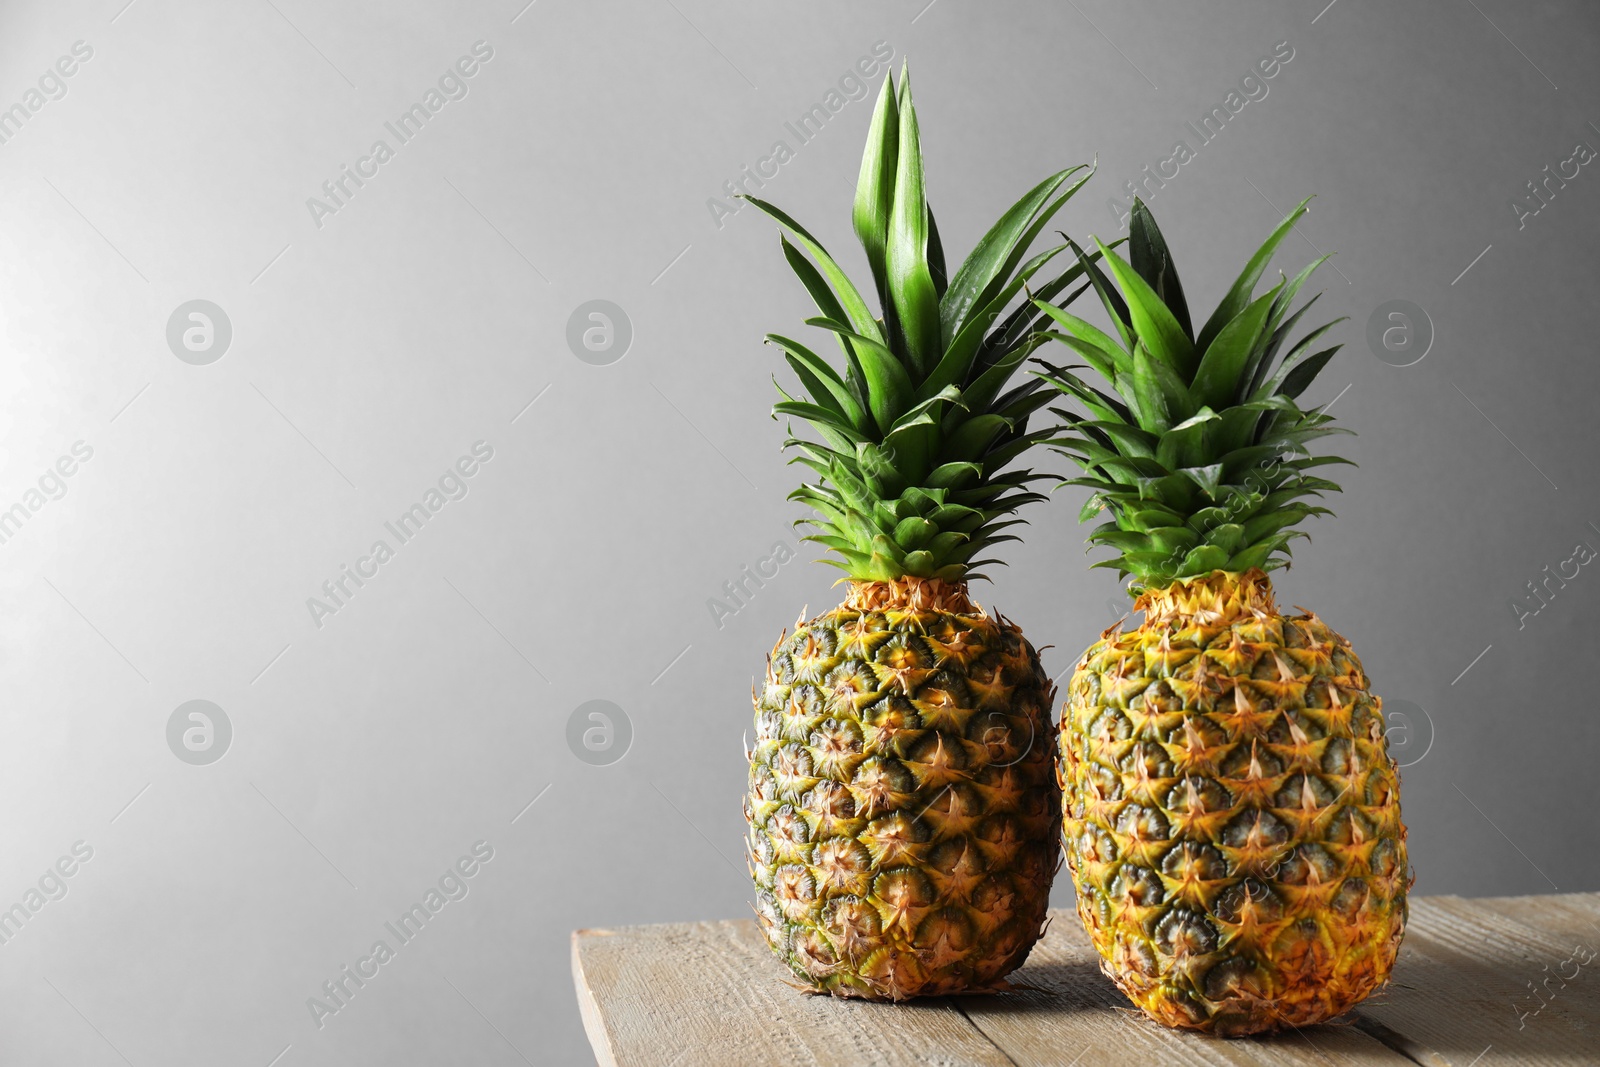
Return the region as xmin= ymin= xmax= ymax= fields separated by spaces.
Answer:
xmin=572 ymin=892 xmax=1600 ymax=1066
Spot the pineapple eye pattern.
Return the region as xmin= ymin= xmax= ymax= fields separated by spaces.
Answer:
xmin=749 ymin=598 xmax=1057 ymax=999
xmin=1156 ymin=907 xmax=1219 ymax=957
xmin=972 ymin=708 xmax=1036 ymax=767
xmin=1063 ymin=578 xmax=1407 ymax=1033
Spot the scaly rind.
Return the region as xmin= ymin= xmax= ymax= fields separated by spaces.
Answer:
xmin=748 ymin=582 xmax=1058 ymax=1000
xmin=1059 ymin=570 xmax=1408 ymax=1035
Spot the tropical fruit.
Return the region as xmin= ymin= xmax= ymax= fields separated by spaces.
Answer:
xmin=742 ymin=66 xmax=1093 ymax=999
xmin=1038 ymin=199 xmax=1408 ymax=1034
xmin=750 ymin=578 xmax=1056 ymax=998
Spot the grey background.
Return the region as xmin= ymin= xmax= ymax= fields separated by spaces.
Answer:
xmin=1 ymin=0 xmax=1596 ymax=1063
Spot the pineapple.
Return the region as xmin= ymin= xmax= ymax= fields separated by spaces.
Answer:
xmin=1037 ymin=199 xmax=1408 ymax=1034
xmin=742 ymin=66 xmax=1094 ymax=999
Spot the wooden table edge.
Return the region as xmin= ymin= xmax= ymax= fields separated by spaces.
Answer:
xmin=569 ymin=894 xmax=1600 ymax=1067
xmin=572 ymin=928 xmax=621 ymax=1067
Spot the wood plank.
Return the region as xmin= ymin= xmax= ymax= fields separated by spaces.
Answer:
xmin=1474 ymin=893 xmax=1600 ymax=947
xmin=573 ymin=932 xmax=622 ymax=1067
xmin=573 ymin=895 xmax=1600 ymax=1066
xmin=576 ymin=911 xmax=1413 ymax=1067
xmin=572 ymin=920 xmax=1020 ymax=1067
xmin=956 ymin=910 xmax=1413 ymax=1066
xmin=1351 ymin=892 xmax=1600 ymax=1067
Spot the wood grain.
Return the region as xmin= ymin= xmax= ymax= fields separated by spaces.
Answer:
xmin=572 ymin=893 xmax=1600 ymax=1067
xmin=1351 ymin=894 xmax=1600 ymax=1067
xmin=1480 ymin=892 xmax=1600 ymax=946
xmin=572 ymin=920 xmax=1020 ymax=1067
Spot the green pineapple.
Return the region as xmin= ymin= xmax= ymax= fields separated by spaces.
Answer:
xmin=1038 ymin=199 xmax=1408 ymax=1034
xmin=743 ymin=66 xmax=1095 ymax=999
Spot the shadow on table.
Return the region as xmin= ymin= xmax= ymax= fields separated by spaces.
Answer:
xmin=954 ymin=950 xmax=1597 ymax=1064
xmin=956 ymin=957 xmax=1128 ymax=1015
xmin=1350 ymin=946 xmax=1596 ymax=1064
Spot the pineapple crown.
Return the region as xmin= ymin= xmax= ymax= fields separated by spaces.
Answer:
xmin=1036 ymin=197 xmax=1352 ymax=589
xmin=746 ymin=65 xmax=1095 ymax=583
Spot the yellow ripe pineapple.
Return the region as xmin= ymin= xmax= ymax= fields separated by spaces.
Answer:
xmin=743 ymin=65 xmax=1095 ymax=1000
xmin=1037 ymin=199 xmax=1408 ymax=1034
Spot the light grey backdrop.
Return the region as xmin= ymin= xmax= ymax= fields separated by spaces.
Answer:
xmin=1 ymin=0 xmax=1597 ymax=1064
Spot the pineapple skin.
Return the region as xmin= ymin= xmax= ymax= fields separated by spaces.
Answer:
xmin=747 ymin=579 xmax=1059 ymax=1000
xmin=1060 ymin=570 xmax=1408 ymax=1035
